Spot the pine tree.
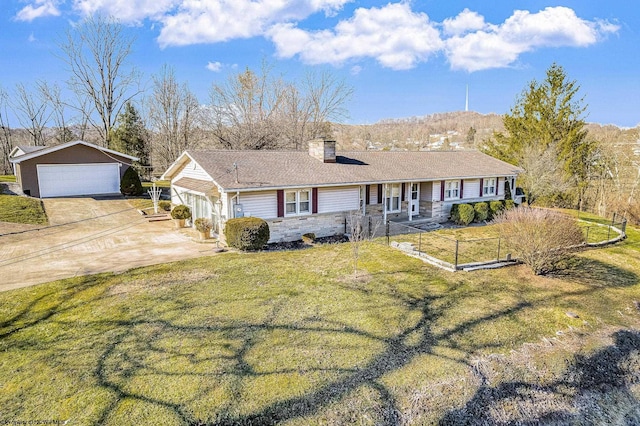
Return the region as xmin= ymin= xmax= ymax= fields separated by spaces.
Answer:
xmin=484 ymin=63 xmax=598 ymax=207
xmin=111 ymin=102 xmax=150 ymax=176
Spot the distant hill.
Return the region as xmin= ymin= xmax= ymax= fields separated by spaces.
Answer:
xmin=334 ymin=111 xmax=638 ymax=151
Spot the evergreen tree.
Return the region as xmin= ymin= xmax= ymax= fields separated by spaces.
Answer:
xmin=484 ymin=63 xmax=598 ymax=208
xmin=111 ymin=102 xmax=151 ymax=176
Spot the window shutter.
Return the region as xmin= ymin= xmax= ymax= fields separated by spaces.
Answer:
xmin=365 ymin=185 xmax=370 ymax=205
xmin=460 ymin=180 xmax=464 ymax=199
xmin=401 ymin=183 xmax=406 ymax=201
xmin=440 ymin=181 xmax=445 ymax=201
xmin=312 ymin=188 xmax=318 ymax=214
xmin=377 ymin=185 xmax=383 ymax=205
xmin=277 ymin=190 xmax=284 ymax=217
xmin=479 ymin=178 xmax=483 ymax=197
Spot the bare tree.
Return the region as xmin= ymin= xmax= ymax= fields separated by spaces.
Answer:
xmin=12 ymin=82 xmax=52 ymax=147
xmin=0 ymin=86 xmax=14 ymax=174
xmin=348 ymin=210 xmax=381 ymax=277
xmin=58 ymin=16 xmax=140 ymax=148
xmin=37 ymin=81 xmax=75 ymax=144
xmin=146 ymin=65 xmax=201 ymax=169
xmin=207 ymin=62 xmax=352 ymax=150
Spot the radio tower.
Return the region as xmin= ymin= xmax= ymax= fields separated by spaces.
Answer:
xmin=465 ymin=84 xmax=469 ymax=112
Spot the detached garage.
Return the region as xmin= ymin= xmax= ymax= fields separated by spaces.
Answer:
xmin=9 ymin=141 xmax=138 ymax=198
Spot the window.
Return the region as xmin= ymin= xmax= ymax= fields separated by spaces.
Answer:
xmin=385 ymin=183 xmax=401 ymax=212
xmin=444 ymin=180 xmax=460 ymax=200
xmin=284 ymin=189 xmax=311 ymax=215
xmin=483 ymin=178 xmax=496 ymax=196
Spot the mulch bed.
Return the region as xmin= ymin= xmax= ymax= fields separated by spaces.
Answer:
xmin=263 ymin=234 xmax=349 ymax=251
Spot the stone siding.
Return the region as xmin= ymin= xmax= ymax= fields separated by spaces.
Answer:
xmin=266 ymin=212 xmax=346 ymax=243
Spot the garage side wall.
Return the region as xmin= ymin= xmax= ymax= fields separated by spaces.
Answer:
xmin=19 ymin=145 xmax=133 ymax=197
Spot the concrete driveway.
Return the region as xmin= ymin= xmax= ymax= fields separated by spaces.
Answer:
xmin=0 ymin=197 xmax=218 ymax=291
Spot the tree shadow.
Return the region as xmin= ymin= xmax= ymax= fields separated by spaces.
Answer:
xmin=439 ymin=329 xmax=640 ymax=425
xmin=550 ymin=257 xmax=639 ymax=288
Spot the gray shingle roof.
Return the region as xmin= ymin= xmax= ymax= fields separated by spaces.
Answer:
xmin=182 ymin=149 xmax=522 ymax=191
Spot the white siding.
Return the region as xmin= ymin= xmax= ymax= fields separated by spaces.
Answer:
xmin=318 ymin=186 xmax=359 ymax=213
xmin=462 ymin=179 xmax=480 ymax=200
xmin=174 ymin=159 xmax=211 ymax=181
xmin=420 ymin=182 xmax=432 ymax=201
xmin=369 ymin=184 xmax=379 ymax=204
xmin=432 ymin=181 xmax=442 ymax=201
xmin=498 ymin=177 xmax=505 ymax=196
xmin=239 ymin=191 xmax=278 ymax=219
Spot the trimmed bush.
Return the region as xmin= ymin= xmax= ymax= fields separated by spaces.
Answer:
xmin=489 ymin=201 xmax=504 ymax=219
xmin=120 ymin=167 xmax=143 ymax=196
xmin=302 ymin=233 xmax=316 ymax=244
xmin=158 ymin=200 xmax=172 ymax=212
xmin=171 ymin=204 xmax=192 ymax=220
xmin=454 ymin=203 xmax=475 ymax=226
xmin=449 ymin=204 xmax=460 ymax=223
xmin=474 ymin=202 xmax=489 ymax=222
xmin=225 ymin=217 xmax=270 ymax=251
xmin=504 ymin=199 xmax=515 ymax=210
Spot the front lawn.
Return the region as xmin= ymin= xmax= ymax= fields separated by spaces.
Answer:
xmin=1 ymin=230 xmax=639 ymax=424
xmin=0 ymin=194 xmax=48 ymax=225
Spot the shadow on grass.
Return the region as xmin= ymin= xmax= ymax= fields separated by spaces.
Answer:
xmin=551 ymin=257 xmax=639 ymax=288
xmin=439 ymin=329 xmax=640 ymax=425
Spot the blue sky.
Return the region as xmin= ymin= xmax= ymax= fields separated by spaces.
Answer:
xmin=1 ymin=1 xmax=638 ymax=127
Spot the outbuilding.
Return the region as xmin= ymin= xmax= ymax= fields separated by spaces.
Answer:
xmin=9 ymin=140 xmax=138 ymax=198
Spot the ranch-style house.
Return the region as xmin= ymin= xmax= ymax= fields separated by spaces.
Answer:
xmin=161 ymin=139 xmax=522 ymax=243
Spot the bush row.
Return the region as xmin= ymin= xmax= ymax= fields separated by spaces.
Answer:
xmin=450 ymin=199 xmax=515 ymax=226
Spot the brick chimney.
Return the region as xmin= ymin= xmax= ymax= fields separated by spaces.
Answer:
xmin=308 ymin=138 xmax=336 ymax=163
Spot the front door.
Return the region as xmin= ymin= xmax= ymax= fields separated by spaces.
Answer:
xmin=410 ymin=183 xmax=420 ymax=216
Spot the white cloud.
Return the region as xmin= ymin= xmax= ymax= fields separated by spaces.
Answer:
xmin=206 ymin=61 xmax=222 ymax=72
xmin=72 ymin=0 xmax=177 ymax=23
xmin=15 ymin=0 xmax=61 ymax=21
xmin=268 ymin=3 xmax=443 ymax=70
xmin=350 ymin=65 xmax=362 ymax=75
xmin=442 ymin=8 xmax=488 ymax=36
xmin=157 ymin=0 xmax=352 ymax=47
xmin=445 ymin=7 xmax=620 ymax=72
xmin=28 ymin=33 xmax=37 ymax=42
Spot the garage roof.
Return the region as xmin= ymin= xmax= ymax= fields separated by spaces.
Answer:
xmin=9 ymin=140 xmax=139 ymax=164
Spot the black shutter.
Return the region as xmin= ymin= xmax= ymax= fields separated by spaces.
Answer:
xmin=277 ymin=190 xmax=284 ymax=217
xmin=377 ymin=185 xmax=383 ymax=205
xmin=312 ymin=188 xmax=318 ymax=214
xmin=365 ymin=185 xmax=370 ymax=205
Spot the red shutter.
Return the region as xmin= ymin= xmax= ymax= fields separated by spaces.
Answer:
xmin=460 ymin=180 xmax=464 ymax=199
xmin=277 ymin=190 xmax=284 ymax=217
xmin=365 ymin=185 xmax=370 ymax=205
xmin=377 ymin=185 xmax=383 ymax=205
xmin=479 ymin=178 xmax=483 ymax=197
xmin=401 ymin=183 xmax=406 ymax=201
xmin=440 ymin=181 xmax=445 ymax=201
xmin=312 ymin=188 xmax=318 ymax=214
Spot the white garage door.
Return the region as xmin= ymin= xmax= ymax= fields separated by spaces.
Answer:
xmin=37 ymin=163 xmax=121 ymax=198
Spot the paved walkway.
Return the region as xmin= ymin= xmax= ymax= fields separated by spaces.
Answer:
xmin=0 ymin=197 xmax=218 ymax=292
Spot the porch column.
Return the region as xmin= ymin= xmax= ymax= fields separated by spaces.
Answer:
xmin=361 ymin=185 xmax=366 ymax=215
xmin=408 ymin=182 xmax=413 ymax=222
xmin=382 ymin=183 xmax=387 ymax=224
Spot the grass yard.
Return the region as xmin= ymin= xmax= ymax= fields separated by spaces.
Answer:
xmin=0 ymin=194 xmax=48 ymax=225
xmin=390 ymin=210 xmax=628 ymax=265
xmin=1 ymin=223 xmax=639 ymax=425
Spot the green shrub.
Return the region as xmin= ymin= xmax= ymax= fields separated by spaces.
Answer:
xmin=454 ymin=204 xmax=475 ymax=226
xmin=504 ymin=199 xmax=515 ymax=210
xmin=171 ymin=204 xmax=191 ymax=220
xmin=489 ymin=201 xmax=504 ymax=218
xmin=449 ymin=204 xmax=460 ymax=223
xmin=158 ymin=200 xmax=171 ymax=212
xmin=120 ymin=167 xmax=143 ymax=196
xmin=225 ymin=217 xmax=270 ymax=251
xmin=474 ymin=202 xmax=489 ymax=222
